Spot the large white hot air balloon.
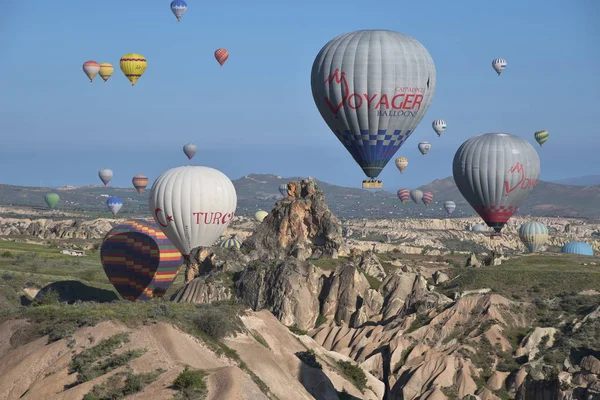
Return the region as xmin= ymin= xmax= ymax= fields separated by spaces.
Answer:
xmin=149 ymin=166 xmax=237 ymax=258
xmin=311 ymin=30 xmax=436 ymax=189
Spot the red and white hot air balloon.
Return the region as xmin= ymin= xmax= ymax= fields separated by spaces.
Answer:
xmin=83 ymin=60 xmax=101 ymax=82
xmin=214 ymin=48 xmax=229 ymax=66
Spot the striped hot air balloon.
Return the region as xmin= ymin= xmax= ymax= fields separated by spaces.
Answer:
xmin=219 ymin=234 xmax=242 ymax=249
xmin=98 ymin=63 xmax=114 ymax=82
xmin=432 ymin=120 xmax=446 ymax=136
xmin=214 ymin=48 xmax=229 ymax=66
xmin=395 ymin=157 xmax=408 ymax=174
xmin=132 ymin=174 xmax=149 ymax=194
xmin=518 ymin=221 xmax=549 ymax=253
xmin=101 ymin=219 xmax=183 ymax=301
xmin=444 ymin=200 xmax=456 ymax=215
xmin=397 ymin=189 xmax=410 ymax=204
xmin=83 ymin=60 xmax=100 ymax=82
xmin=534 ymin=130 xmax=549 ymax=147
xmin=120 ymin=53 xmax=147 ymax=86
xmin=170 ymin=0 xmax=188 ymax=22
xmin=492 ymin=58 xmax=507 ymax=75
xmin=422 ymin=191 xmax=434 ymax=207
xmin=279 ymin=184 xmax=289 ymax=197
xmin=561 ymin=242 xmax=594 ymax=256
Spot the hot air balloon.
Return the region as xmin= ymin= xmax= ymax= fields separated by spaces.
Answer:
xmin=310 ymin=30 xmax=436 ymax=189
xmin=422 ymin=192 xmax=434 ymax=207
xmin=534 ymin=130 xmax=549 ymax=147
xmin=101 ymin=219 xmax=183 ymax=301
xmin=255 ymin=210 xmax=268 ymax=222
xmin=452 ymin=133 xmax=540 ymax=234
xmin=107 ymin=197 xmax=123 ymax=216
xmin=82 ymin=61 xmax=100 ymax=82
xmin=418 ymin=142 xmax=431 ymax=156
xmin=443 ymin=200 xmax=456 ymax=216
xmin=120 ymin=53 xmax=147 ymax=86
xmin=472 ymin=224 xmax=487 ymax=232
xmin=518 ymin=221 xmax=548 ymax=253
xmin=170 ymin=0 xmax=187 ymax=22
xmin=214 ymin=49 xmax=229 ymax=66
xmin=432 ymin=120 xmax=446 ymax=137
xmin=561 ymin=242 xmax=594 ymax=256
xmin=45 ymin=193 xmax=60 ymax=209
xmin=219 ymin=234 xmax=242 ymax=249
xmin=99 ymin=169 xmax=113 ymax=186
xmin=397 ymin=189 xmax=410 ymax=204
xmin=183 ymin=143 xmax=197 ymax=160
xmin=395 ymin=157 xmax=408 ymax=174
xmin=132 ymin=174 xmax=149 ymax=194
xmin=492 ymin=58 xmax=507 ymax=76
xmin=149 ymin=166 xmax=237 ymax=258
xmin=279 ymin=184 xmax=289 ymax=197
xmin=410 ymin=189 xmax=423 ymax=205
xmin=98 ymin=63 xmax=114 ymax=82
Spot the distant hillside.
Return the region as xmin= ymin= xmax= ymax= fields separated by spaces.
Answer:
xmin=1 ymin=174 xmax=600 ymax=219
xmin=551 ymin=175 xmax=600 ymax=186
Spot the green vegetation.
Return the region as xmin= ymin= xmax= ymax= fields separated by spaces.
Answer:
xmin=405 ymin=313 xmax=431 ymax=334
xmin=288 ymin=325 xmax=308 ymax=335
xmin=172 ymin=366 xmax=208 ymax=399
xmin=309 ymin=257 xmax=348 ymax=271
xmin=295 ymin=349 xmax=322 ymax=369
xmin=83 ymin=368 xmax=164 ymax=400
xmin=337 ymin=360 xmax=368 ymax=393
xmin=251 ymin=330 xmax=271 ymax=349
xmin=364 ymin=274 xmax=382 ymax=290
xmin=314 ymin=313 xmax=327 ymax=328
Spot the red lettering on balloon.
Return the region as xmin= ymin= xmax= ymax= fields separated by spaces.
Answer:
xmin=391 ymin=94 xmax=405 ymax=109
xmin=347 ymin=94 xmax=363 ymax=109
xmin=192 ymin=212 xmax=234 ymax=225
xmin=504 ymin=162 xmax=527 ymax=195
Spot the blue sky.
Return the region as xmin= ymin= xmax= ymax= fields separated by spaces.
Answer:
xmin=1 ymin=0 xmax=599 ymax=190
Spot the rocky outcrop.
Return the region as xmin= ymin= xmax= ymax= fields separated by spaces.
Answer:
xmin=0 ymin=217 xmax=115 ymax=241
xmin=356 ymin=250 xmax=387 ymax=280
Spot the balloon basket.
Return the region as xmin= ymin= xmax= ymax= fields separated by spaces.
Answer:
xmin=362 ymin=180 xmax=382 ymax=189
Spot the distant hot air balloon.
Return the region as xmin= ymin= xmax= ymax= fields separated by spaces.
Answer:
xmin=453 ymin=133 xmax=540 ymax=234
xmin=397 ymin=189 xmax=410 ymax=204
xmin=534 ymin=130 xmax=549 ymax=147
xmin=422 ymin=192 xmax=434 ymax=207
xmin=170 ymin=0 xmax=187 ymax=22
xmin=149 ymin=166 xmax=237 ymax=258
xmin=98 ymin=63 xmax=114 ymax=82
xmin=432 ymin=120 xmax=446 ymax=137
xmin=518 ymin=221 xmax=549 ymax=253
xmin=120 ymin=53 xmax=147 ymax=86
xmin=418 ymin=142 xmax=431 ymax=156
xmin=443 ymin=200 xmax=456 ymax=216
xmin=310 ymin=30 xmax=436 ymax=189
xmin=99 ymin=169 xmax=113 ymax=186
xmin=83 ymin=61 xmax=100 ymax=82
xmin=101 ymin=219 xmax=183 ymax=301
xmin=561 ymin=241 xmax=594 ymax=256
xmin=410 ymin=189 xmax=423 ymax=205
xmin=45 ymin=193 xmax=60 ymax=209
xmin=107 ymin=197 xmax=123 ymax=216
xmin=472 ymin=224 xmax=487 ymax=232
xmin=279 ymin=184 xmax=289 ymax=197
xmin=214 ymin=49 xmax=229 ymax=66
xmin=219 ymin=234 xmax=242 ymax=249
xmin=492 ymin=58 xmax=507 ymax=76
xmin=132 ymin=174 xmax=149 ymax=194
xmin=183 ymin=143 xmax=197 ymax=160
xmin=255 ymin=210 xmax=268 ymax=222
xmin=395 ymin=157 xmax=408 ymax=174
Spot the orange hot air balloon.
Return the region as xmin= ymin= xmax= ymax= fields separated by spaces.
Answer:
xmin=132 ymin=174 xmax=149 ymax=194
xmin=214 ymin=48 xmax=229 ymax=66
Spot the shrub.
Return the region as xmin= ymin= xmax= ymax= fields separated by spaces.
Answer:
xmin=337 ymin=361 xmax=368 ymax=392
xmin=172 ymin=366 xmax=208 ymax=399
xmin=295 ymin=350 xmax=322 ymax=369
xmin=193 ymin=304 xmax=242 ymax=339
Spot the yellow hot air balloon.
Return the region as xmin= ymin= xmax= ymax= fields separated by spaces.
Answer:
xmin=98 ymin=62 xmax=114 ymax=82
xmin=120 ymin=53 xmax=147 ymax=86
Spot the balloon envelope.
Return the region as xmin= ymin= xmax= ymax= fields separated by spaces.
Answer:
xmin=395 ymin=157 xmax=408 ymax=173
xmin=422 ymin=192 xmax=434 ymax=207
xmin=561 ymin=242 xmax=594 ymax=256
xmin=219 ymin=234 xmax=242 ymax=249
xmin=215 ymin=49 xmax=229 ymax=66
xmin=183 ymin=143 xmax=197 ymax=160
xmin=170 ymin=0 xmax=187 ymax=21
xmin=310 ymin=30 xmax=436 ymax=180
xmin=518 ymin=221 xmax=548 ymax=253
xmin=132 ymin=174 xmax=149 ymax=193
xmin=101 ymin=219 xmax=183 ymax=301
xmin=492 ymin=58 xmax=507 ymax=75
xmin=432 ymin=120 xmax=446 ymax=136
xmin=255 ymin=210 xmax=268 ymax=222
xmin=397 ymin=189 xmax=410 ymax=203
xmin=99 ymin=169 xmax=113 ymax=185
xmin=107 ymin=197 xmax=123 ymax=216
xmin=443 ymin=200 xmax=456 ymax=215
xmin=98 ymin=63 xmax=114 ymax=82
xmin=534 ymin=130 xmax=549 ymax=147
xmin=410 ymin=189 xmax=423 ymax=204
xmin=149 ymin=166 xmax=237 ymax=258
xmin=452 ymin=133 xmax=540 ymax=233
xmin=120 ymin=54 xmax=147 ymax=86
xmin=278 ymin=184 xmax=289 ymax=197
xmin=83 ymin=61 xmax=100 ymax=82
xmin=472 ymin=224 xmax=487 ymax=232
xmin=45 ymin=193 xmax=60 ymax=209
xmin=418 ymin=142 xmax=431 ymax=155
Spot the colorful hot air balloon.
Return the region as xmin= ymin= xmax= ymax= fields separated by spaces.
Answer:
xmin=120 ymin=54 xmax=147 ymax=86
xmin=418 ymin=142 xmax=431 ymax=155
xmin=410 ymin=189 xmax=423 ymax=205
xmin=397 ymin=189 xmax=410 ymax=204
xmin=132 ymin=174 xmax=149 ymax=194
xmin=443 ymin=200 xmax=456 ymax=216
xmin=492 ymin=58 xmax=507 ymax=76
xmin=101 ymin=219 xmax=183 ymax=301
xmin=561 ymin=242 xmax=594 ymax=256
xmin=395 ymin=157 xmax=408 ymax=174
xmin=99 ymin=169 xmax=113 ymax=186
xmin=255 ymin=210 xmax=268 ymax=222
xmin=149 ymin=166 xmax=237 ymax=259
xmin=279 ymin=184 xmax=289 ymax=197
xmin=98 ymin=63 xmax=114 ymax=82
xmin=453 ymin=133 xmax=540 ymax=234
xmin=107 ymin=197 xmax=123 ymax=216
xmin=534 ymin=130 xmax=549 ymax=147
xmin=183 ymin=143 xmax=197 ymax=160
xmin=432 ymin=120 xmax=446 ymax=137
xmin=44 ymin=193 xmax=60 ymax=209
xmin=219 ymin=234 xmax=242 ymax=249
xmin=214 ymin=48 xmax=229 ymax=66
xmin=518 ymin=222 xmax=549 ymax=253
xmin=170 ymin=0 xmax=187 ymax=22
xmin=310 ymin=30 xmax=436 ymax=189
xmin=83 ymin=61 xmax=100 ymax=83
xmin=422 ymin=191 xmax=434 ymax=207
